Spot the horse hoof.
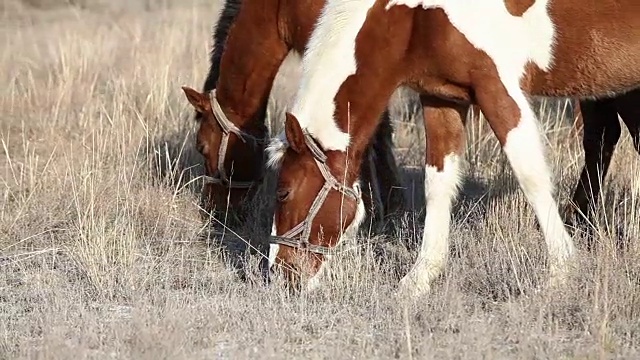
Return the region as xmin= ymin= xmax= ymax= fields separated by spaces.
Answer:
xmin=547 ymin=271 xmax=567 ymax=290
xmin=396 ymin=282 xmax=430 ymax=302
xmin=396 ymin=268 xmax=435 ymax=300
xmin=547 ymin=256 xmax=576 ymax=290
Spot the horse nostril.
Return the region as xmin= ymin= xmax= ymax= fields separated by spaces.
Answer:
xmin=276 ymin=188 xmax=291 ymax=202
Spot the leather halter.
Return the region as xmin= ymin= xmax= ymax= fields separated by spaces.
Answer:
xmin=269 ymin=133 xmax=362 ymax=256
xmin=202 ymin=89 xmax=266 ymax=189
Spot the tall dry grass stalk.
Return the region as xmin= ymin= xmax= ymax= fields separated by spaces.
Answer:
xmin=1 ymin=1 xmax=639 ymax=358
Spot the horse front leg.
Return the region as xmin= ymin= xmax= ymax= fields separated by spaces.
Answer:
xmin=370 ymin=109 xmax=407 ymax=232
xmin=397 ymin=96 xmax=468 ymax=298
xmin=359 ymin=143 xmax=386 ymax=232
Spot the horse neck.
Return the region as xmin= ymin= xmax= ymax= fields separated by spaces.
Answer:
xmin=215 ymin=84 xmax=269 ymax=135
xmin=214 ymin=0 xmax=291 ymax=131
xmin=329 ymin=86 xmax=397 ymax=182
xmin=214 ymin=51 xmax=279 ymax=133
xmin=325 ymin=149 xmax=364 ymax=188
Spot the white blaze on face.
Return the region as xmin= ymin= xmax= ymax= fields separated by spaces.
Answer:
xmin=398 ymin=153 xmax=462 ymax=295
xmin=268 ymin=219 xmax=279 ymax=268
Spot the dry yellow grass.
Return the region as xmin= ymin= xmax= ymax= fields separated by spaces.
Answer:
xmin=1 ymin=1 xmax=640 ymax=358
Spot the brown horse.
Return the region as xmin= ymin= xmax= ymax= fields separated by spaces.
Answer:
xmin=267 ymin=0 xmax=640 ymax=294
xmin=181 ymin=0 xmax=406 ymax=231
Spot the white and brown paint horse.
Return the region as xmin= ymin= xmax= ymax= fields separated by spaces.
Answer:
xmin=267 ymin=0 xmax=640 ymax=293
xmin=181 ymin=0 xmax=407 ymax=231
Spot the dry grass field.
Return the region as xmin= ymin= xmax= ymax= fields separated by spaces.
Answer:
xmin=2 ymin=1 xmax=640 ymax=358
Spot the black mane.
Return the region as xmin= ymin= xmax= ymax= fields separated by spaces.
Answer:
xmin=195 ymin=0 xmax=242 ymax=121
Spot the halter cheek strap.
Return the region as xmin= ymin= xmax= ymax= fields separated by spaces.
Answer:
xmin=202 ymin=89 xmax=266 ymax=189
xmin=269 ymin=133 xmax=362 ymax=256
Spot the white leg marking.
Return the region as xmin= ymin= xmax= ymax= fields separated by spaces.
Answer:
xmin=503 ymin=110 xmax=575 ymax=277
xmin=290 ymin=0 xmax=377 ymax=151
xmin=398 ymin=154 xmax=462 ymax=297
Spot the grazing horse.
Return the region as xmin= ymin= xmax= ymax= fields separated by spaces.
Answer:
xmin=267 ymin=0 xmax=640 ymax=294
xmin=182 ymin=0 xmax=406 ymax=231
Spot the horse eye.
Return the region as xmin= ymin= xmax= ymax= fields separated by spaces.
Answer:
xmin=276 ymin=188 xmax=291 ymax=202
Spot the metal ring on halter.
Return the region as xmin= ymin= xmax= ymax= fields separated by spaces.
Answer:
xmin=269 ymin=132 xmax=362 ymax=256
xmin=202 ymin=89 xmax=267 ymax=190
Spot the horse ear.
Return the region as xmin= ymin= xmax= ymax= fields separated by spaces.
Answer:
xmin=181 ymin=86 xmax=210 ymax=114
xmin=285 ymin=112 xmax=306 ymax=154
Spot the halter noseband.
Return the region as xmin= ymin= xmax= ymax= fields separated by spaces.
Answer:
xmin=270 ymin=133 xmax=362 ymax=256
xmin=202 ymin=89 xmax=266 ymax=189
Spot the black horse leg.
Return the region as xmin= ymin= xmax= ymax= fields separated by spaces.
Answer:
xmin=565 ymin=97 xmax=621 ymax=249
